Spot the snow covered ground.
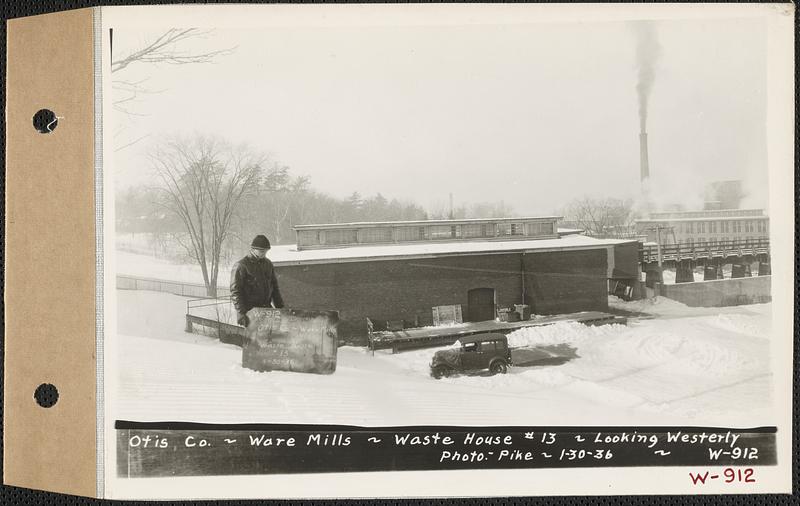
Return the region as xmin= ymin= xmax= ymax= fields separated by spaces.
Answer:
xmin=117 ymin=250 xmax=211 ymax=285
xmin=113 ymin=289 xmax=774 ymax=428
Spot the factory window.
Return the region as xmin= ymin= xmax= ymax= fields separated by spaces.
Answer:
xmin=496 ymin=223 xmax=511 ymax=236
xmin=357 ymin=227 xmax=393 ymax=244
xmin=297 ymin=230 xmax=320 ymax=247
xmin=322 ymin=229 xmax=357 ymax=245
xmin=429 ymin=225 xmax=453 ymax=239
xmin=395 ymin=227 xmax=420 ymax=241
xmin=710 ymin=221 xmax=716 ymax=233
xmin=510 ymin=223 xmax=524 ymax=236
xmin=462 ymin=223 xmax=484 ymax=238
xmin=527 ymin=222 xmax=552 ymax=236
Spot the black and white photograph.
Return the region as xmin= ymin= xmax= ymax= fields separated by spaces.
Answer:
xmin=101 ymin=4 xmax=794 ymax=498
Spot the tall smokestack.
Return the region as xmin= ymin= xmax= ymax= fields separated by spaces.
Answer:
xmin=639 ymin=132 xmax=650 ymax=182
xmin=632 ymin=21 xmax=659 ymax=204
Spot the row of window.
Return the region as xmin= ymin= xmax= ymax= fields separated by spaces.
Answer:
xmin=679 ymin=220 xmax=768 ymax=235
xmin=676 ymin=237 xmax=767 ymax=246
xmin=650 ymin=209 xmax=764 ymax=219
xmin=297 ymin=221 xmax=556 ymax=248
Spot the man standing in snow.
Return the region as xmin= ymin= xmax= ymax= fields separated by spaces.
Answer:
xmin=230 ymin=235 xmax=285 ymax=327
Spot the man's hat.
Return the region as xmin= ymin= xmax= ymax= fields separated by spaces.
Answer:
xmin=251 ymin=235 xmax=271 ymax=249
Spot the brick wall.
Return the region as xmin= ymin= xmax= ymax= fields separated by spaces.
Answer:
xmin=276 ymin=248 xmax=609 ymax=343
xmin=523 ymin=249 xmax=609 ymax=315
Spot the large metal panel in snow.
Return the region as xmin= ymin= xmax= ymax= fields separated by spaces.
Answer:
xmin=242 ymin=308 xmax=338 ymax=374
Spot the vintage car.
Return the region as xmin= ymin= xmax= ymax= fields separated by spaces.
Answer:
xmin=430 ymin=333 xmax=513 ymax=379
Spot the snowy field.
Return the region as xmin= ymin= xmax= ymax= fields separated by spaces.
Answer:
xmin=113 ymin=289 xmax=774 ymax=428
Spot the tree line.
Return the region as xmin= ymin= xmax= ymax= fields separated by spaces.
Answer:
xmin=116 ymin=135 xmax=516 ymax=295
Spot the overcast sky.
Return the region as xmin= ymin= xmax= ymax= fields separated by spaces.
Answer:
xmin=111 ymin=16 xmax=768 ymax=216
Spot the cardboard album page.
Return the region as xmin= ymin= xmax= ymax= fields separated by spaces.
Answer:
xmin=5 ymin=3 xmax=795 ymax=500
xmin=5 ymin=8 xmax=98 ymax=497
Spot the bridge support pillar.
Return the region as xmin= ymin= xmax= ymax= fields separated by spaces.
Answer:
xmin=675 ymin=260 xmax=694 ymax=283
xmin=703 ymin=263 xmax=723 ymax=281
xmin=645 ymin=266 xmax=663 ymax=288
xmin=758 ymin=259 xmax=771 ymax=276
xmin=731 ymin=263 xmax=752 ymax=278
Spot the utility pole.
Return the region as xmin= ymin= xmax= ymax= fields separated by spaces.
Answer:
xmin=644 ymin=224 xmax=672 ymax=266
xmin=448 ymin=193 xmax=454 ymax=220
xmin=656 ymin=226 xmax=663 ymax=267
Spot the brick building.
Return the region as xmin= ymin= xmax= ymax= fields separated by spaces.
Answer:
xmin=267 ymin=217 xmax=639 ymax=343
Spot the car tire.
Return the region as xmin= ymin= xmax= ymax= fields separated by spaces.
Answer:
xmin=489 ymin=360 xmax=508 ymax=375
xmin=432 ymin=365 xmax=452 ymax=379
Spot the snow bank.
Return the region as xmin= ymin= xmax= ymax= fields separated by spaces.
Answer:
xmin=113 ymin=289 xmax=775 ymax=427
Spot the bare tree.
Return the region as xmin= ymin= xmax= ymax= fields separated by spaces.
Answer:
xmin=150 ymin=136 xmax=263 ymax=297
xmin=258 ymin=167 xmax=311 ymax=244
xmin=561 ymin=196 xmax=636 ymax=238
xmin=112 ymin=29 xmax=235 ymax=74
xmin=112 ymin=29 xmax=236 ymax=149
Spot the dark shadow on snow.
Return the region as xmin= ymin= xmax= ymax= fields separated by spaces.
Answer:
xmin=511 ymin=344 xmax=579 ymax=368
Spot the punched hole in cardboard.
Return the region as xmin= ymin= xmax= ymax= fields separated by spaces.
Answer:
xmin=34 ymin=383 xmax=59 ymax=408
xmin=32 ymin=109 xmax=58 ymax=133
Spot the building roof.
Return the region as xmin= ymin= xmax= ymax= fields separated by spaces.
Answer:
xmin=268 ymin=234 xmax=636 ymax=266
xmin=293 ymin=216 xmax=562 ymax=230
xmin=557 ymin=227 xmax=585 ymax=236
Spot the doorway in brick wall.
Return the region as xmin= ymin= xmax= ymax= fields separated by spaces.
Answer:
xmin=467 ymin=287 xmax=496 ymax=322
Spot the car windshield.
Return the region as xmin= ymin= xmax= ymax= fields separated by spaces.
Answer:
xmin=463 ymin=342 xmax=478 ymax=352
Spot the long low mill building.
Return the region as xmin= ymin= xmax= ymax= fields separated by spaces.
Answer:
xmin=266 ymin=217 xmax=639 ymax=344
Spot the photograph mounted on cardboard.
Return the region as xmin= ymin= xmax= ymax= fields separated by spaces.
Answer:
xmin=100 ymin=3 xmax=794 ymax=498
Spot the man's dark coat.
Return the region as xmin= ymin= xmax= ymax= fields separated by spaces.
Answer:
xmin=230 ymin=254 xmax=285 ymax=316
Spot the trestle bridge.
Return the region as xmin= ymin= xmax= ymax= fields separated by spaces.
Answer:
xmin=640 ymin=238 xmax=770 ymax=285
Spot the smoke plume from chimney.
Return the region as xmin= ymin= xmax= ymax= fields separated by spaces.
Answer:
xmin=633 ymin=22 xmax=662 ymax=134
